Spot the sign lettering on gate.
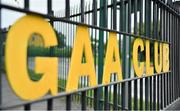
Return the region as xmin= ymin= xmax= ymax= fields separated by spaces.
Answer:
xmin=5 ymin=15 xmax=170 ymax=100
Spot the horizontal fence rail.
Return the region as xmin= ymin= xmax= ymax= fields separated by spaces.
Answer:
xmin=0 ymin=0 xmax=179 ymax=110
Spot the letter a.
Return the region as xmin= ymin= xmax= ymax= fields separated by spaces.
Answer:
xmin=66 ymin=26 xmax=97 ymax=92
xmin=102 ymin=32 xmax=122 ymax=84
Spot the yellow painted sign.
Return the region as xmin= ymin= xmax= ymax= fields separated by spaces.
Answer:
xmin=5 ymin=15 xmax=58 ymax=100
xmin=5 ymin=15 xmax=170 ymax=100
xmin=66 ymin=26 xmax=97 ymax=92
xmin=103 ymin=32 xmax=122 ymax=84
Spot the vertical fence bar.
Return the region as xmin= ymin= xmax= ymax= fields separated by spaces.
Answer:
xmin=0 ymin=34 xmax=1 ymax=109
xmin=176 ymin=15 xmax=178 ymax=100
xmin=145 ymin=0 xmax=151 ymax=109
xmin=164 ymin=5 xmax=167 ymax=107
xmin=103 ymin=0 xmax=107 ymax=28
xmin=171 ymin=10 xmax=173 ymax=104
xmin=24 ymin=1 xmax=31 ymax=110
xmin=87 ymin=3 xmax=91 ymax=106
xmin=160 ymin=3 xmax=164 ymax=109
xmin=48 ymin=15 xmax=57 ymax=111
xmin=173 ymin=10 xmax=176 ymax=103
xmin=175 ymin=15 xmax=177 ymax=100
xmin=0 ymin=0 xmax=2 ymax=108
xmin=133 ymin=0 xmax=138 ymax=110
xmin=150 ymin=77 xmax=152 ymax=110
xmin=178 ymin=16 xmax=180 ymax=99
xmin=24 ymin=104 xmax=31 ymax=111
xmin=92 ymin=1 xmax=98 ymax=107
xmin=93 ymin=0 xmax=97 ymax=26
xmin=128 ymin=82 xmax=131 ymax=110
xmin=167 ymin=9 xmax=170 ymax=106
xmin=127 ymin=0 xmax=132 ymax=110
xmin=172 ymin=14 xmax=175 ymax=102
xmin=94 ymin=88 xmax=98 ymax=110
xmin=47 ymin=99 xmax=53 ymax=110
xmin=117 ymin=83 xmax=121 ymax=110
xmin=121 ymin=0 xmax=128 ymax=109
xmin=139 ymin=0 xmax=143 ymax=109
xmin=169 ymin=11 xmax=172 ymax=105
xmin=162 ymin=4 xmax=165 ymax=108
xmin=134 ymin=0 xmax=137 ymax=34
xmin=174 ymin=14 xmax=176 ymax=101
xmin=81 ymin=0 xmax=85 ymax=23
xmin=81 ymin=91 xmax=86 ymax=110
xmin=112 ymin=0 xmax=117 ymax=110
xmin=166 ymin=8 xmax=169 ymax=106
xmin=149 ymin=1 xmax=153 ymax=109
xmin=47 ymin=0 xmax=52 ymax=14
xmin=153 ymin=1 xmax=157 ymax=110
xmin=169 ymin=9 xmax=172 ymax=105
xmin=153 ymin=76 xmax=156 ymax=110
xmin=104 ymin=86 xmax=109 ymax=110
xmin=139 ymin=0 xmax=143 ymax=35
xmin=66 ymin=95 xmax=71 ymax=110
xmin=24 ymin=0 xmax=29 ymax=9
xmin=112 ymin=0 xmax=117 ymax=30
xmin=170 ymin=7 xmax=172 ymax=103
xmin=176 ymin=13 xmax=178 ymax=100
xmin=157 ymin=74 xmax=160 ymax=110
xmin=134 ymin=80 xmax=138 ymax=110
xmin=65 ymin=0 xmax=70 ymax=19
xmin=156 ymin=2 xmax=160 ymax=110
xmin=121 ymin=82 xmax=125 ymax=110
xmin=92 ymin=0 xmax=97 ymax=108
xmin=113 ymin=84 xmax=118 ymax=110
xmin=134 ymin=0 xmax=138 ymax=110
xmin=98 ymin=0 xmax=107 ymax=109
xmin=161 ymin=74 xmax=163 ymax=109
xmin=179 ymin=16 xmax=180 ymax=99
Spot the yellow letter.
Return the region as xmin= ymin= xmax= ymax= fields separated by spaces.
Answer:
xmin=154 ymin=42 xmax=162 ymax=73
xmin=133 ymin=38 xmax=144 ymax=77
xmin=163 ymin=43 xmax=169 ymax=72
xmin=5 ymin=15 xmax=58 ymax=100
xmin=146 ymin=40 xmax=154 ymax=75
xmin=102 ymin=32 xmax=122 ymax=84
xmin=66 ymin=26 xmax=97 ymax=92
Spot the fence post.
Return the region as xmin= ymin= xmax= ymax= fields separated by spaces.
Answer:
xmin=127 ymin=0 xmax=132 ymax=109
xmin=98 ymin=0 xmax=107 ymax=109
xmin=133 ymin=0 xmax=138 ymax=110
xmin=120 ymin=0 xmax=129 ymax=109
xmin=145 ymin=0 xmax=151 ymax=110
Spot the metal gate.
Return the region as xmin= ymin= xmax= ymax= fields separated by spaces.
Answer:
xmin=0 ymin=0 xmax=180 ymax=110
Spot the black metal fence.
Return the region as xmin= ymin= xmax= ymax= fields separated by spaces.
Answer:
xmin=0 ymin=0 xmax=180 ymax=110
